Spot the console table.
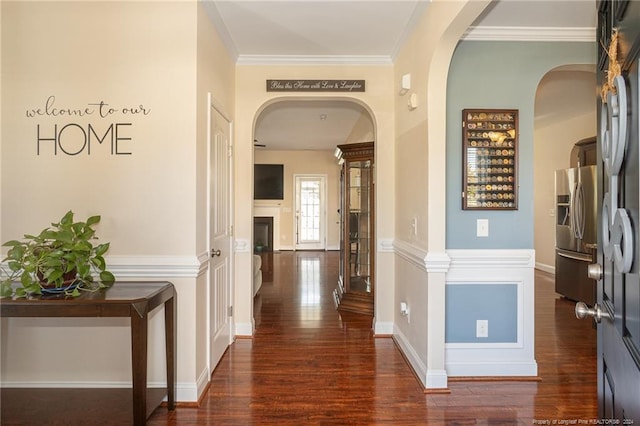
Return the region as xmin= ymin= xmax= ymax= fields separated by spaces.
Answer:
xmin=0 ymin=281 xmax=176 ymax=425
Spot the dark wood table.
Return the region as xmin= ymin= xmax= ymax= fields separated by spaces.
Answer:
xmin=0 ymin=281 xmax=176 ymax=425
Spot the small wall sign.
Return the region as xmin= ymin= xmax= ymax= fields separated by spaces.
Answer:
xmin=266 ymin=80 xmax=365 ymax=92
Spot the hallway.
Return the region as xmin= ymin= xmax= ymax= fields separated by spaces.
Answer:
xmin=149 ymin=250 xmax=597 ymax=425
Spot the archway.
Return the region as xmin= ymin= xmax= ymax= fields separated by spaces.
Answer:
xmin=533 ymin=64 xmax=597 ymax=273
xmin=250 ymin=98 xmax=376 ymax=327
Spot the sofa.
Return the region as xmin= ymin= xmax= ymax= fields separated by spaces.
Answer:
xmin=253 ymin=254 xmax=263 ymax=296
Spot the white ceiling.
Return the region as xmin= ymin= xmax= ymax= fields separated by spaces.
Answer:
xmin=203 ymin=0 xmax=597 ymax=151
xmin=206 ymin=0 xmax=426 ymax=62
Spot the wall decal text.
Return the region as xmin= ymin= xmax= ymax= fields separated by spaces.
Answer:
xmin=26 ymin=96 xmax=151 ymax=156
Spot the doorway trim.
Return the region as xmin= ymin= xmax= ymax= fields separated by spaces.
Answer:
xmin=247 ymin=96 xmax=378 ymax=337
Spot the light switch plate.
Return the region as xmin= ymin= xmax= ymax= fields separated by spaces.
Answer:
xmin=476 ymin=319 xmax=488 ymax=338
xmin=477 ymin=219 xmax=489 ymax=237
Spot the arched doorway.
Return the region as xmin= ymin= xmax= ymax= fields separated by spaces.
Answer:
xmin=533 ymin=64 xmax=597 ymax=274
xmin=251 ymin=98 xmax=375 ymax=324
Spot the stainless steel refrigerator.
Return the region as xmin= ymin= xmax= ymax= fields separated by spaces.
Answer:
xmin=555 ymin=165 xmax=597 ymax=305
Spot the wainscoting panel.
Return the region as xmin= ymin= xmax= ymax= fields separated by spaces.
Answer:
xmin=445 ymin=249 xmax=538 ymax=377
xmin=446 ymin=283 xmax=519 ymax=344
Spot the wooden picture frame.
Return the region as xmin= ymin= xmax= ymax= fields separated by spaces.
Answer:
xmin=462 ymin=109 xmax=518 ymax=210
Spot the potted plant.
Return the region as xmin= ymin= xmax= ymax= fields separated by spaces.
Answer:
xmin=0 ymin=210 xmax=115 ymax=298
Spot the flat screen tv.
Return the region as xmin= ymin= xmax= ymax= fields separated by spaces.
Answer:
xmin=254 ymin=164 xmax=284 ymax=200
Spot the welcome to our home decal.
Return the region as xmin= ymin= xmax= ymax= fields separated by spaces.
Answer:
xmin=266 ymin=79 xmax=365 ymax=92
xmin=26 ymin=95 xmax=151 ymax=156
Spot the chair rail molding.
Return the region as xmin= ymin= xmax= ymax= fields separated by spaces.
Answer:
xmin=234 ymin=238 xmax=250 ymax=253
xmin=392 ymin=239 xmax=452 ymax=273
xmin=105 ymin=254 xmax=207 ymax=278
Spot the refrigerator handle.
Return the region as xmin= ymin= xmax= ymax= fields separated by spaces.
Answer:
xmin=557 ymin=250 xmax=593 ymax=262
xmin=576 ymin=181 xmax=585 ymax=240
xmin=569 ymin=182 xmax=578 ymax=238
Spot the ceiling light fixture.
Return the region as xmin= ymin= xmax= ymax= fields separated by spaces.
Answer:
xmin=320 ymin=114 xmax=327 ymax=120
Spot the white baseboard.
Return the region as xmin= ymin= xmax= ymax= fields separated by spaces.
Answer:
xmin=196 ymin=366 xmax=210 ymax=401
xmin=176 ymin=380 xmax=200 ymax=402
xmin=392 ymin=325 xmax=428 ymax=388
xmin=535 ymin=262 xmax=554 ymax=274
xmin=235 ymin=322 xmax=253 ymax=337
xmin=446 ymin=361 xmax=538 ymax=377
xmin=374 ymin=321 xmax=393 ymax=335
xmin=426 ymin=369 xmax=448 ymax=388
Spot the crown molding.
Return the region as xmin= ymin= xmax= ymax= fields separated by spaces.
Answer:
xmin=233 ymin=26 xmax=596 ymax=65
xmin=462 ymin=26 xmax=596 ymax=42
xmin=236 ymin=55 xmax=393 ymax=66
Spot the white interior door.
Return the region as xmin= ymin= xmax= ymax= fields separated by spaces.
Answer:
xmin=209 ymin=96 xmax=233 ymax=371
xmin=294 ymin=175 xmax=326 ymax=250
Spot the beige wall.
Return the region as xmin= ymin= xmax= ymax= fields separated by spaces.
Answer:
xmin=393 ymin=0 xmax=491 ymax=387
xmin=534 ymin=69 xmax=597 ymax=271
xmin=234 ymin=65 xmax=395 ymax=335
xmin=1 ymin=0 xmax=235 ymax=401
xmin=2 ymin=1 xmax=196 ymax=253
xmin=345 ymin=113 xmax=375 ymax=143
xmin=254 ymin=150 xmax=341 ymax=250
xmin=195 ymin=1 xmax=236 ymax=392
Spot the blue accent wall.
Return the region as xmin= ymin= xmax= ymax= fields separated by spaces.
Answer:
xmin=446 ymin=41 xmax=596 ymax=249
xmin=446 ymin=284 xmax=518 ymax=343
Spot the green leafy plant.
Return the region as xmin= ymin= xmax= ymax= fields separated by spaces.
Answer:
xmin=0 ymin=211 xmax=115 ymax=298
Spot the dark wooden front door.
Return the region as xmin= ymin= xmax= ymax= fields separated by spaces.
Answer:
xmin=586 ymin=1 xmax=640 ymax=422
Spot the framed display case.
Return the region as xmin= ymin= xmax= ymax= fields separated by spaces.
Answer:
xmin=462 ymin=109 xmax=518 ymax=210
xmin=333 ymin=141 xmax=374 ymax=316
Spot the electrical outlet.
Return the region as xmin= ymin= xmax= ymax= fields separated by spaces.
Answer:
xmin=477 ymin=219 xmax=489 ymax=237
xmin=476 ymin=319 xmax=488 ymax=338
xmin=400 ymin=302 xmax=410 ymax=323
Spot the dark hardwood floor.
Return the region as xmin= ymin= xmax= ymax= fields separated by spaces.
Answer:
xmin=148 ymin=250 xmax=597 ymax=425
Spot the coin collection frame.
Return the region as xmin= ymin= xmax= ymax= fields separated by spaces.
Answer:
xmin=462 ymin=109 xmax=518 ymax=210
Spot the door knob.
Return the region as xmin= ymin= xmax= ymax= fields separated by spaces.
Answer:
xmin=587 ymin=263 xmax=603 ymax=281
xmin=211 ymin=249 xmax=221 ymax=257
xmin=575 ymin=302 xmax=611 ymax=323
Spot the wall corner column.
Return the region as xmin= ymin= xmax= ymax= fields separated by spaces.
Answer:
xmin=423 ymin=251 xmax=451 ymax=388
